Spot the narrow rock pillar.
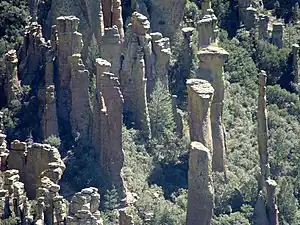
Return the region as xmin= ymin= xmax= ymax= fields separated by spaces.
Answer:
xmin=292 ymin=44 xmax=299 ymax=84
xmin=101 ymin=26 xmax=122 ymax=76
xmin=266 ymin=179 xmax=279 ymax=225
xmin=198 ymin=46 xmax=229 ymax=172
xmin=187 ymin=79 xmax=214 ymax=151
xmin=4 ymin=50 xmax=20 ymax=104
xmin=271 ymin=22 xmax=284 ymax=49
xmin=258 ymin=70 xmax=269 ymax=188
xmin=258 ymin=14 xmax=269 ymax=40
xmin=99 ymin=71 xmax=126 ymax=201
xmin=186 ymin=142 xmax=214 ymax=225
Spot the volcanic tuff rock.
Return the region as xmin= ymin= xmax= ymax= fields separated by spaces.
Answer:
xmin=197 ymin=46 xmax=229 ymax=172
xmin=186 ymin=142 xmax=214 ymax=225
xmin=187 ymin=79 xmax=214 ymax=151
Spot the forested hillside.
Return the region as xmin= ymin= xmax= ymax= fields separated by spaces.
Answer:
xmin=0 ymin=0 xmax=300 ymax=224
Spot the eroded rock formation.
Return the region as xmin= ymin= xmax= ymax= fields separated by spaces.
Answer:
xmin=67 ymin=187 xmax=103 ymax=225
xmin=102 ymin=0 xmax=124 ymax=42
xmin=0 ymin=133 xmax=103 ymax=224
xmin=94 ymin=61 xmax=126 ymax=200
xmin=292 ymin=44 xmax=299 ymax=84
xmin=186 ymin=141 xmax=214 ymax=225
xmin=271 ymin=22 xmax=284 ymax=49
xmin=4 ymin=50 xmax=20 ymax=104
xmin=197 ymin=46 xmax=229 ymax=172
xmin=258 ymin=14 xmax=270 ymax=40
xmin=187 ymin=79 xmax=214 ymax=151
xmin=56 ymin=16 xmax=93 ymax=142
xmin=120 ymin=12 xmax=151 ymax=137
xmin=146 ymin=0 xmax=187 ymax=38
xmin=119 ymin=208 xmax=134 ymax=225
xmin=257 ymin=70 xmax=269 ymax=189
xmin=7 ymin=142 xmax=65 ymax=200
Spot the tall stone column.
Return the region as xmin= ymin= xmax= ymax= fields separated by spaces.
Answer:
xmin=266 ymin=179 xmax=279 ymax=225
xmin=101 ymin=26 xmax=122 ymax=76
xmin=271 ymin=22 xmax=284 ymax=49
xmin=42 ymin=50 xmax=59 ymax=139
xmin=245 ymin=7 xmax=258 ymax=30
xmin=201 ymin=0 xmax=211 ymax=16
xmin=69 ymin=54 xmax=93 ymax=142
xmin=292 ymin=44 xmax=299 ymax=84
xmin=258 ymin=14 xmax=269 ymax=40
xmin=120 ymin=12 xmax=151 ymax=138
xmin=197 ymin=13 xmax=218 ymax=49
xmin=4 ymin=50 xmax=20 ymax=104
xmin=93 ymin=58 xmax=112 ymax=152
xmin=187 ymin=79 xmax=214 ymax=151
xmin=56 ymin=16 xmax=80 ymax=139
xmin=258 ymin=70 xmax=270 ymax=189
xmin=101 ymin=0 xmax=124 ymax=41
xmin=151 ymin=35 xmax=171 ymax=88
xmin=198 ymin=46 xmax=229 ymax=172
xmin=186 ymin=142 xmax=214 ymax=225
xmin=99 ymin=71 xmax=126 ymax=201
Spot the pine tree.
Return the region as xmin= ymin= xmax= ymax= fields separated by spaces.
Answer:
xmin=148 ymin=79 xmax=175 ymax=141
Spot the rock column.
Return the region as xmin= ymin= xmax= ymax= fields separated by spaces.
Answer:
xmin=57 ymin=16 xmax=92 ymax=142
xmin=102 ymin=0 xmax=124 ymax=41
xmin=198 ymin=46 xmax=229 ymax=172
xmin=120 ymin=12 xmax=151 ymax=138
xmin=257 ymin=70 xmax=270 ymax=188
xmin=266 ymin=179 xmax=279 ymax=225
xmin=258 ymin=14 xmax=269 ymax=40
xmin=69 ymin=53 xmax=93 ymax=142
xmin=151 ymin=35 xmax=171 ymax=87
xmin=4 ymin=50 xmax=20 ymax=104
xmin=271 ymin=22 xmax=284 ymax=49
xmin=101 ymin=26 xmax=122 ymax=76
xmin=197 ymin=13 xmax=218 ymax=48
xmin=245 ymin=7 xmax=258 ymax=30
xmin=186 ymin=142 xmax=214 ymax=225
xmin=93 ymin=59 xmax=112 ymax=153
xmin=42 ymin=50 xmax=59 ymax=139
xmin=99 ymin=70 xmax=126 ymax=200
xmin=187 ymin=79 xmax=214 ymax=151
xmin=292 ymin=44 xmax=299 ymax=84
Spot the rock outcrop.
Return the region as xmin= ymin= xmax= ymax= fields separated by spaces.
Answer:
xmin=197 ymin=46 xmax=229 ymax=172
xmin=4 ymin=50 xmax=20 ymax=104
xmin=7 ymin=142 xmax=65 ymax=200
xmin=271 ymin=22 xmax=284 ymax=49
xmin=292 ymin=44 xmax=299 ymax=84
xmin=186 ymin=142 xmax=214 ymax=225
xmin=67 ymin=187 xmax=103 ymax=225
xmin=0 ymin=133 xmax=104 ymax=224
xmin=187 ymin=79 xmax=214 ymax=151
xmin=257 ymin=70 xmax=269 ymax=189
